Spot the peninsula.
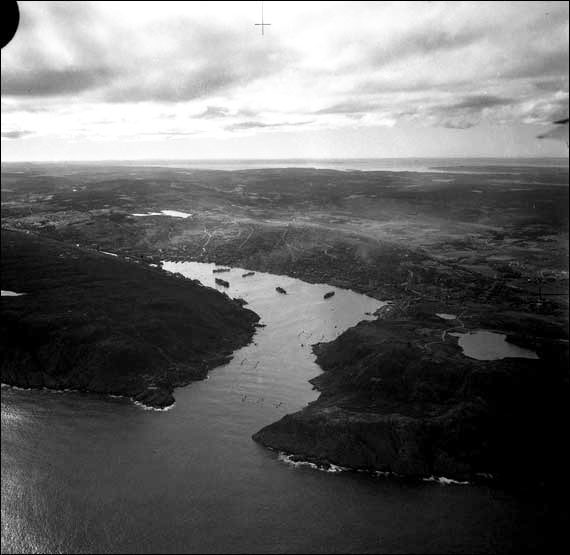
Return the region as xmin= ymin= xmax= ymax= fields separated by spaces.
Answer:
xmin=1 ymin=228 xmax=259 ymax=408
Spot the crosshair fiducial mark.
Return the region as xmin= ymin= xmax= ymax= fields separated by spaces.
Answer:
xmin=254 ymin=1 xmax=271 ymax=36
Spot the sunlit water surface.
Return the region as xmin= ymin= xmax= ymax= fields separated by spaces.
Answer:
xmin=1 ymin=264 xmax=551 ymax=553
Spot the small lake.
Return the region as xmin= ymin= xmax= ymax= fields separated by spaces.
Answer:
xmin=436 ymin=313 xmax=456 ymax=320
xmin=0 ymin=264 xmax=549 ymax=553
xmin=132 ymin=210 xmax=192 ymax=219
xmin=451 ymin=331 xmax=539 ymax=361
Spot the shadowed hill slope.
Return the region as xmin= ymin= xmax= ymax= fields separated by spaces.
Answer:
xmin=253 ymin=304 xmax=569 ymax=486
xmin=1 ymin=229 xmax=259 ymax=407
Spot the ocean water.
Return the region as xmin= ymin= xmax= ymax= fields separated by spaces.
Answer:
xmin=0 ymin=264 xmax=559 ymax=553
xmin=120 ymin=157 xmax=569 ymax=173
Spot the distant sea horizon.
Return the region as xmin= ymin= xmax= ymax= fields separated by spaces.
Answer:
xmin=2 ymin=157 xmax=568 ymax=173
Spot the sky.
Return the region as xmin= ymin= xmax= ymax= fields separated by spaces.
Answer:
xmin=1 ymin=0 xmax=569 ymax=161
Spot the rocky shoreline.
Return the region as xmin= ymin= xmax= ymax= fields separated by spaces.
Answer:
xmin=253 ymin=303 xmax=569 ymax=486
xmin=1 ymin=229 xmax=260 ymax=408
xmin=2 ymin=166 xmax=567 ymax=486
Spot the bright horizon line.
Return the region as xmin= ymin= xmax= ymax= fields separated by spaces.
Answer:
xmin=2 ymin=156 xmax=569 ymax=163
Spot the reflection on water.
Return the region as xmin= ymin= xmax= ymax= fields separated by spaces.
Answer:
xmin=451 ymin=330 xmax=539 ymax=361
xmin=0 ymin=265 xmax=551 ymax=553
xmin=161 ymin=261 xmax=386 ymax=412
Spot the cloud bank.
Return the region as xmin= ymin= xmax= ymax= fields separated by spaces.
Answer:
xmin=1 ymin=1 xmax=568 ymax=157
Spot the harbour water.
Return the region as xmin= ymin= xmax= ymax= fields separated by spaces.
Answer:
xmin=0 ymin=264 xmax=556 ymax=553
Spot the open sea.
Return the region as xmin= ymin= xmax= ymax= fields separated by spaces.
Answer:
xmin=5 ymin=157 xmax=564 ymax=174
xmin=118 ymin=157 xmax=569 ymax=173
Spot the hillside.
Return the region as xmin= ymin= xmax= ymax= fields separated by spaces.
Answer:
xmin=1 ymin=229 xmax=259 ymax=407
xmin=253 ymin=303 xmax=569 ymax=485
